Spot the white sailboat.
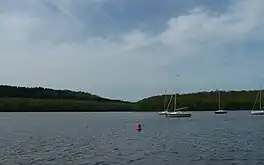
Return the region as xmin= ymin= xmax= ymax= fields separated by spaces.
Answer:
xmin=158 ymin=90 xmax=169 ymax=115
xmin=165 ymin=93 xmax=190 ymax=117
xmin=251 ymin=79 xmax=264 ymax=115
xmin=166 ymin=74 xmax=191 ymax=118
xmin=215 ymin=90 xmax=228 ymax=114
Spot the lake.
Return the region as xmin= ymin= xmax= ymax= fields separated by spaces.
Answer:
xmin=0 ymin=112 xmax=264 ymax=165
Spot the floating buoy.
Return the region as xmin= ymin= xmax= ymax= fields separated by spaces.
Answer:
xmin=136 ymin=123 xmax=141 ymax=131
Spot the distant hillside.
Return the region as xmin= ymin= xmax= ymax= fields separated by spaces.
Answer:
xmin=0 ymin=85 xmax=136 ymax=111
xmin=137 ymin=90 xmax=260 ymax=111
xmin=0 ymin=98 xmax=138 ymax=112
xmin=0 ymin=85 xmax=126 ymax=102
xmin=1 ymin=85 xmax=262 ymax=112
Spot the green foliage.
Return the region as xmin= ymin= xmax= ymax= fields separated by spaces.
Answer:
xmin=0 ymin=85 xmax=127 ymax=102
xmin=137 ymin=90 xmax=260 ymax=111
xmin=0 ymin=85 xmax=262 ymax=111
xmin=0 ymin=98 xmax=138 ymax=112
xmin=0 ymin=85 xmax=136 ymax=111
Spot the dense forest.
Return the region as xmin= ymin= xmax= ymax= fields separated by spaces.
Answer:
xmin=0 ymin=85 xmax=261 ymax=111
xmin=0 ymin=85 xmax=137 ymax=111
xmin=0 ymin=85 xmax=125 ymax=102
xmin=137 ymin=90 xmax=261 ymax=111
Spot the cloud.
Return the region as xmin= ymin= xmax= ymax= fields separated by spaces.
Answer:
xmin=0 ymin=0 xmax=264 ymax=101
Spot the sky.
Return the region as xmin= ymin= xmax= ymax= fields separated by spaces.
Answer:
xmin=1 ymin=0 xmax=264 ymax=101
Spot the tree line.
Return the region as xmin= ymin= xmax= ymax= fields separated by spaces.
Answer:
xmin=137 ymin=90 xmax=261 ymax=111
xmin=0 ymin=98 xmax=138 ymax=112
xmin=0 ymin=85 xmax=129 ymax=102
xmin=0 ymin=85 xmax=136 ymax=111
xmin=0 ymin=85 xmax=262 ymax=111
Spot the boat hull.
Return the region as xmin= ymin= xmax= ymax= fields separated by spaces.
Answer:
xmin=166 ymin=112 xmax=191 ymax=117
xmin=158 ymin=111 xmax=168 ymax=115
xmin=215 ymin=110 xmax=228 ymax=114
xmin=251 ymin=111 xmax=264 ymax=115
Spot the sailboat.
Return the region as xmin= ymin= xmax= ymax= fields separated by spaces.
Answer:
xmin=215 ymin=90 xmax=228 ymax=114
xmin=251 ymin=79 xmax=264 ymax=115
xmin=165 ymin=74 xmax=191 ymax=117
xmin=165 ymin=93 xmax=191 ymax=117
xmin=158 ymin=90 xmax=169 ymax=115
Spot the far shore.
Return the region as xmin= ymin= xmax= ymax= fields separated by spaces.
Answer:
xmin=0 ymin=85 xmax=261 ymax=112
xmin=0 ymin=109 xmax=252 ymax=112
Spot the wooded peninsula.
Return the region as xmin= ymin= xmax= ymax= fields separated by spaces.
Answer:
xmin=0 ymin=85 xmax=260 ymax=112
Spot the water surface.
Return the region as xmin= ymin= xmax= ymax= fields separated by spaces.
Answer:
xmin=0 ymin=111 xmax=264 ymax=165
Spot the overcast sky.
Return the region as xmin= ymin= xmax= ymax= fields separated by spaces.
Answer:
xmin=1 ymin=0 xmax=264 ymax=101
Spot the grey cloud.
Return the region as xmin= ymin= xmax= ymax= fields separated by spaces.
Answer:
xmin=1 ymin=0 xmax=264 ymax=101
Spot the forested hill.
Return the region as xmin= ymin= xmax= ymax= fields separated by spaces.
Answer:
xmin=0 ymin=85 xmax=125 ymax=102
xmin=137 ymin=90 xmax=261 ymax=111
xmin=0 ymin=85 xmax=262 ymax=111
xmin=0 ymin=85 xmax=136 ymax=111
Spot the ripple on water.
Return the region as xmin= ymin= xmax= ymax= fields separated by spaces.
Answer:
xmin=1 ymin=112 xmax=264 ymax=165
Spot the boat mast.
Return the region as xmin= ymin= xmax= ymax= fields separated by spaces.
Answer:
xmin=218 ymin=90 xmax=221 ymax=110
xmin=174 ymin=93 xmax=176 ymax=112
xmin=164 ymin=90 xmax=167 ymax=111
xmin=174 ymin=73 xmax=179 ymax=112
xmin=166 ymin=95 xmax=174 ymax=111
xmin=260 ymin=78 xmax=262 ymax=110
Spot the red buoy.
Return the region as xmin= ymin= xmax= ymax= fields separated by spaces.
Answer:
xmin=136 ymin=123 xmax=141 ymax=131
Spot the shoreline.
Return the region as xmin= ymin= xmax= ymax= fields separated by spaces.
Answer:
xmin=0 ymin=109 xmax=252 ymax=112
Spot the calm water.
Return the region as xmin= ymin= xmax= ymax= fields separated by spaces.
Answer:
xmin=0 ymin=112 xmax=264 ymax=165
